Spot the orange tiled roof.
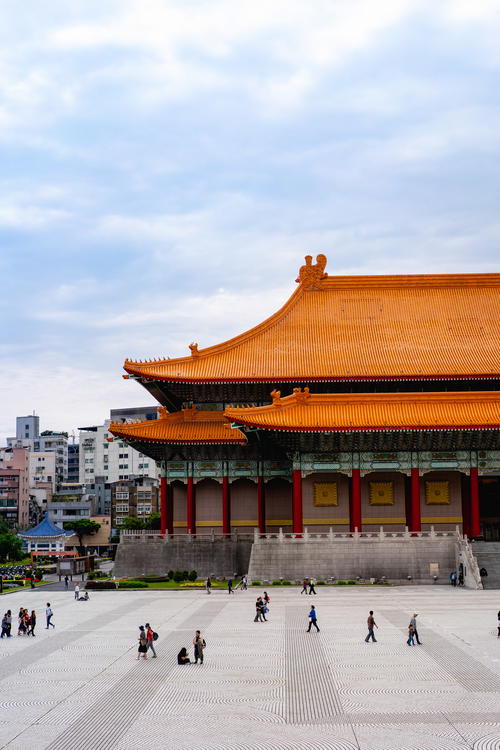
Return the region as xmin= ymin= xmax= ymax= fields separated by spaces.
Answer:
xmin=123 ymin=256 xmax=500 ymax=383
xmin=109 ymin=407 xmax=247 ymax=445
xmin=224 ymin=390 xmax=500 ymax=432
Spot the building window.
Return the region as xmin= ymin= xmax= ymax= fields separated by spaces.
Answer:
xmin=115 ymin=503 xmax=129 ymax=513
xmin=115 ymin=491 xmax=129 ymax=499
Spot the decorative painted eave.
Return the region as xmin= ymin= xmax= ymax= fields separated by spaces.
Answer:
xmin=109 ymin=407 xmax=247 ymax=445
xmin=121 ymin=255 xmax=500 ymax=384
xmin=223 ymin=390 xmax=500 ymax=433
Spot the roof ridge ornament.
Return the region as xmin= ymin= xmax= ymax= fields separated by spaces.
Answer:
xmin=270 ymin=389 xmax=281 ymax=406
xmin=293 ymin=386 xmax=310 ymax=403
xmin=296 ymin=253 xmax=328 ymax=289
xmin=157 ymin=406 xmax=169 ymax=419
xmin=189 ymin=342 xmax=200 ymax=357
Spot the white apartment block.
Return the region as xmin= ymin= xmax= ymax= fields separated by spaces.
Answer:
xmin=79 ymin=420 xmax=159 ymax=485
xmin=29 ymin=452 xmax=56 ymax=491
xmin=7 ymin=417 xmax=68 ymax=485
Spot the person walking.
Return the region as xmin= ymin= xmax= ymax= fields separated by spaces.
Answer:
xmin=309 ymin=577 xmax=317 ymax=595
xmin=449 ymin=571 xmax=457 ymax=587
xmin=365 ymin=610 xmax=378 ymax=642
xmin=407 ymin=622 xmax=416 ymax=645
xmin=193 ymin=630 xmax=205 ymax=664
xmin=300 ymin=579 xmax=309 ymax=595
xmin=5 ymin=610 xmax=11 ymax=637
xmin=206 ymin=577 xmax=211 ymax=594
xmin=1 ymin=613 xmax=9 ymax=638
xmin=307 ymin=605 xmax=320 ymax=632
xmin=74 ymin=583 xmax=80 ymax=600
xmin=241 ymin=575 xmax=248 ymax=590
xmin=410 ymin=613 xmax=422 ymax=644
xmin=254 ymin=597 xmax=265 ymax=622
xmin=145 ymin=622 xmax=157 ymax=658
xmin=137 ymin=626 xmax=148 ymax=660
xmin=45 ymin=603 xmax=55 ymax=629
xmin=497 ymin=610 xmax=500 ymax=638
xmin=228 ymin=579 xmax=234 ymax=595
xmin=28 ymin=610 xmax=36 ymax=637
xmin=64 ymin=576 xmax=69 ymax=590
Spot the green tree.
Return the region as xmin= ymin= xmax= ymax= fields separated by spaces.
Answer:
xmin=120 ymin=517 xmax=145 ymax=530
xmin=144 ymin=512 xmax=161 ymax=530
xmin=64 ymin=519 xmax=101 ymax=551
xmin=0 ymin=531 xmax=24 ymax=562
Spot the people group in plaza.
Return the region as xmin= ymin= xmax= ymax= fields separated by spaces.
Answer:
xmin=137 ymin=622 xmax=158 ymax=659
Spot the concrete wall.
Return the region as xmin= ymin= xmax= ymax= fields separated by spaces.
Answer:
xmin=114 ymin=537 xmax=253 ymax=578
xmin=248 ymin=537 xmax=457 ymax=583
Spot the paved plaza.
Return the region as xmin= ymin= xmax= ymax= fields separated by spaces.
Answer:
xmin=0 ymin=585 xmax=499 ymax=750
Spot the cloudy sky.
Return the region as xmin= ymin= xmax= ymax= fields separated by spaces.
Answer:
xmin=1 ymin=0 xmax=499 ymax=442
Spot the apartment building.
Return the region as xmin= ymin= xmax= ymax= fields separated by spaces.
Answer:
xmin=111 ymin=476 xmax=159 ymax=530
xmin=79 ymin=407 xmax=159 ymax=487
xmin=0 ymin=446 xmax=29 ymax=527
xmin=7 ymin=416 xmax=68 ymax=485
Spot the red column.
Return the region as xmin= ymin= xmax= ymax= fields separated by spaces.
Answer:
xmin=409 ymin=468 xmax=421 ymax=532
xmin=461 ymin=474 xmax=471 ymax=537
xmin=350 ymin=468 xmax=361 ymax=532
xmin=469 ymin=467 xmax=480 ymax=538
xmin=292 ymin=469 xmax=303 ymax=535
xmin=257 ymin=476 xmax=266 ymax=534
xmin=160 ymin=476 xmax=167 ymax=536
xmin=187 ymin=477 xmax=196 ymax=535
xmin=222 ymin=476 xmax=230 ymax=534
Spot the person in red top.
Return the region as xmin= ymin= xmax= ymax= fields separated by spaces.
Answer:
xmin=145 ymin=622 xmax=157 ymax=658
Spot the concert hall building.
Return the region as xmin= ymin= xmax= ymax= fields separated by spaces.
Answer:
xmin=109 ymin=255 xmax=500 ymax=541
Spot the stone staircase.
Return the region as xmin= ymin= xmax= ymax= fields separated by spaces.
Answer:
xmin=471 ymin=541 xmax=500 ymax=588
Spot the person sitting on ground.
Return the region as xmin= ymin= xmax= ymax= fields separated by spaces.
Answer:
xmin=177 ymin=647 xmax=191 ymax=664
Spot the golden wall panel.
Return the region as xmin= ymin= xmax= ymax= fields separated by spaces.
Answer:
xmin=425 ymin=480 xmax=450 ymax=505
xmin=369 ymin=481 xmax=394 ymax=505
xmin=313 ymin=482 xmax=338 ymax=506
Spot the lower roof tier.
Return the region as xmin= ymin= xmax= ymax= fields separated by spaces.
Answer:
xmin=225 ymin=389 xmax=500 ymax=432
xmin=108 ymin=391 xmax=500 ymax=459
xmin=109 ymin=406 xmax=247 ymax=446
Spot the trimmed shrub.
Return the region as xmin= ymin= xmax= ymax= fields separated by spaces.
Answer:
xmin=85 ymin=580 xmax=117 ymax=590
xmin=251 ymin=580 xmax=261 ymax=586
xmin=281 ymin=580 xmax=292 ymax=585
xmin=188 ymin=570 xmax=197 ymax=581
xmin=118 ymin=580 xmax=148 ymax=589
xmin=167 ymin=570 xmax=174 ymax=580
xmin=182 ymin=570 xmax=189 ymax=581
xmin=336 ymin=580 xmax=347 ymax=585
xmin=173 ymin=571 xmax=183 ymax=583
xmin=347 ymin=580 xmax=356 ymax=585
xmin=271 ymin=579 xmax=282 ymax=585
xmin=140 ymin=576 xmax=169 ymax=583
xmin=87 ymin=571 xmax=106 ymax=580
xmin=317 ymin=580 xmax=325 ymax=585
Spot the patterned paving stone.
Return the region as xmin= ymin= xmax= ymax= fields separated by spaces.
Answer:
xmin=1 ymin=586 xmax=499 ymax=749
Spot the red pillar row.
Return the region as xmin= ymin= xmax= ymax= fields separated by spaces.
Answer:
xmin=292 ymin=469 xmax=303 ymax=535
xmin=469 ymin=467 xmax=481 ymax=538
xmin=409 ymin=467 xmax=421 ymax=532
xmin=350 ymin=468 xmax=361 ymax=533
xmin=257 ymin=476 xmax=266 ymax=534
xmin=187 ymin=476 xmax=196 ymax=534
xmin=222 ymin=476 xmax=230 ymax=534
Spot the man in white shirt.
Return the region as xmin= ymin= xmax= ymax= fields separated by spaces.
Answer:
xmin=45 ymin=603 xmax=55 ymax=629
